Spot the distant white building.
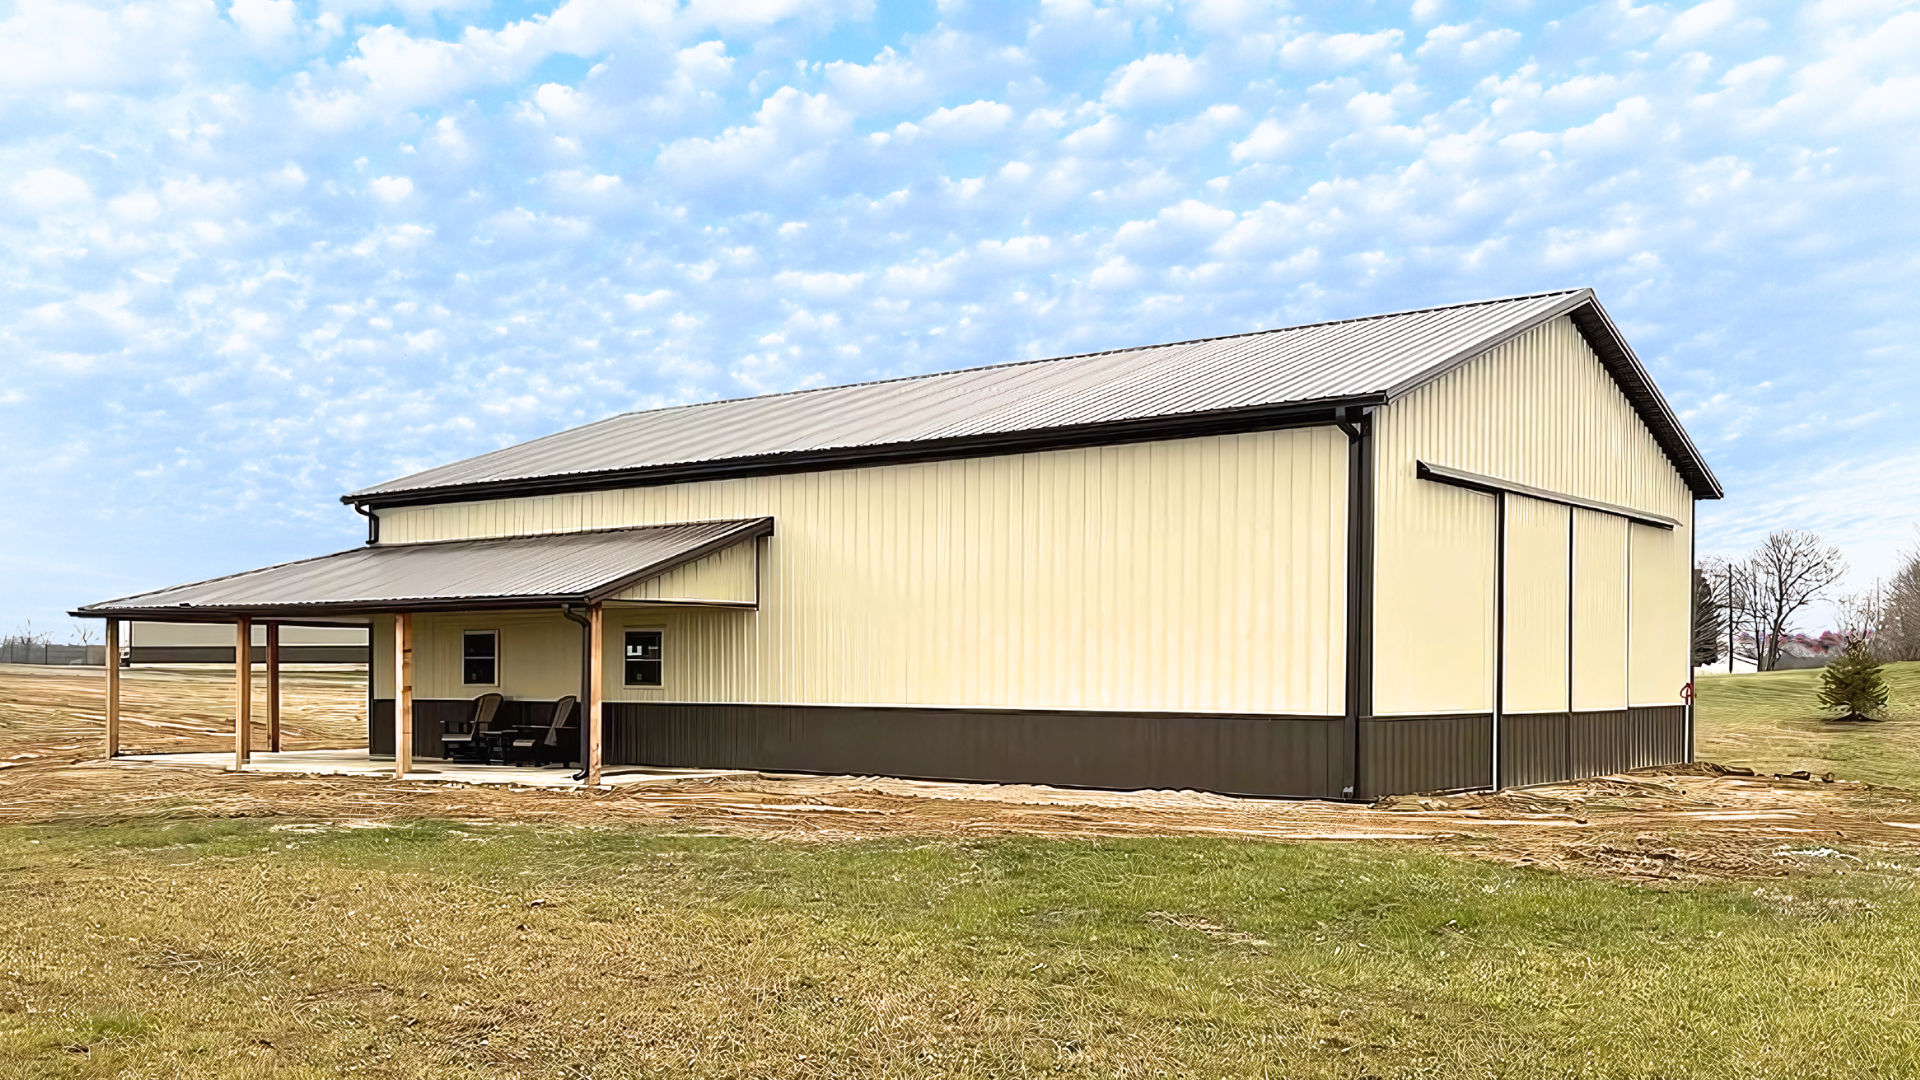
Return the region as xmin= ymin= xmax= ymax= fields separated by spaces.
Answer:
xmin=129 ymin=622 xmax=368 ymax=665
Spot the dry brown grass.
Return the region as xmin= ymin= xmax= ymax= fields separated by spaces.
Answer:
xmin=0 ymin=662 xmax=367 ymax=756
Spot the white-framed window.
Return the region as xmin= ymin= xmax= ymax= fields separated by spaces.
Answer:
xmin=624 ymin=628 xmax=664 ymax=687
xmin=462 ymin=629 xmax=498 ymax=686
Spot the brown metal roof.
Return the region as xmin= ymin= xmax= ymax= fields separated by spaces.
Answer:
xmin=346 ymin=289 xmax=1721 ymax=506
xmin=72 ymin=518 xmax=774 ymax=621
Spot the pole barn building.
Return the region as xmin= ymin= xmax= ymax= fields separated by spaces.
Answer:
xmin=75 ymin=289 xmax=1721 ymax=798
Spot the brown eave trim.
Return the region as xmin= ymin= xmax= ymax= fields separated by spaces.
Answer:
xmin=74 ymin=594 xmax=602 ymax=621
xmin=343 ymin=396 xmax=1388 ymax=510
xmin=1416 ymin=461 xmax=1681 ymax=529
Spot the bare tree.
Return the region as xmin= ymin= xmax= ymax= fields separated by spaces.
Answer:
xmin=1732 ymin=530 xmax=1848 ymax=672
xmin=1875 ymin=541 xmax=1920 ymax=662
xmin=1833 ymin=584 xmax=1882 ymax=647
xmin=70 ymin=621 xmax=97 ymax=648
xmin=1703 ymin=557 xmax=1767 ymax=670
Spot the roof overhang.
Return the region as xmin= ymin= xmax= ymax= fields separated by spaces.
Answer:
xmin=72 ymin=518 xmax=774 ymax=622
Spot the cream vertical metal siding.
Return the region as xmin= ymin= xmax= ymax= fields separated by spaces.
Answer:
xmin=406 ymin=612 xmax=585 ymax=701
xmin=1372 ymin=481 xmax=1496 ymax=716
xmin=1373 ymin=315 xmax=1692 ymax=716
xmin=1504 ymin=496 xmax=1572 ymax=714
xmin=374 ymin=428 xmax=1349 ymax=715
xmin=1572 ymin=510 xmax=1629 ymax=710
xmin=610 ymin=539 xmax=758 ymax=604
xmin=1629 ymin=521 xmax=1691 ymax=706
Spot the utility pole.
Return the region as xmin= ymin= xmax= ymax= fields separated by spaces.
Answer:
xmin=1726 ymin=570 xmax=1735 ymax=674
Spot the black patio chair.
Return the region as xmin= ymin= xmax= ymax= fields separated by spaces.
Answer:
xmin=439 ymin=692 xmax=503 ymax=762
xmin=505 ymin=695 xmax=578 ymax=767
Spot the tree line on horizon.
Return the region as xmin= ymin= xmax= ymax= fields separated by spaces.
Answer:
xmin=1695 ymin=530 xmax=1920 ymax=673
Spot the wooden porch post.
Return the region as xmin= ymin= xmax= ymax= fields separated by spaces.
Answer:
xmin=586 ymin=604 xmax=604 ymax=786
xmin=266 ymin=624 xmax=282 ymax=753
xmin=103 ymin=619 xmax=120 ymax=758
xmin=395 ymin=613 xmax=414 ymax=779
xmin=234 ymin=616 xmax=252 ymax=768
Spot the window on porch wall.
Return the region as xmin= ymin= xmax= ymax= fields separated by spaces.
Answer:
xmin=463 ymin=630 xmax=498 ymax=686
xmin=625 ymin=629 xmax=663 ymax=686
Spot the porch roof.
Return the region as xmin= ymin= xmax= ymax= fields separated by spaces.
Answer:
xmin=71 ymin=518 xmax=774 ymax=623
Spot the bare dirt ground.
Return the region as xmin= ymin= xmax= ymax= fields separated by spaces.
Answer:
xmin=5 ymin=662 xmax=1919 ymax=883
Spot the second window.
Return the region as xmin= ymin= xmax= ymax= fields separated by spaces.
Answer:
xmin=624 ymin=629 xmax=664 ymax=686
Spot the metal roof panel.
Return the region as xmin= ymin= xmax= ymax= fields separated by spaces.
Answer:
xmin=74 ymin=518 xmax=775 ymax=618
xmin=345 ymin=289 xmax=1720 ymax=502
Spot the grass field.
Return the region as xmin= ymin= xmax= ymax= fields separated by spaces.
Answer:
xmin=5 ymin=664 xmax=1920 ymax=1077
xmin=3 ymin=819 xmax=1919 ymax=1079
xmin=1696 ymin=659 xmax=1920 ymax=788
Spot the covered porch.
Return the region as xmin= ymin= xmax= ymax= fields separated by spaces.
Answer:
xmin=72 ymin=517 xmax=774 ymax=786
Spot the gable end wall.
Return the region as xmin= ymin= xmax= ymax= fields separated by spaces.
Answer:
xmin=1371 ymin=314 xmax=1695 ymax=718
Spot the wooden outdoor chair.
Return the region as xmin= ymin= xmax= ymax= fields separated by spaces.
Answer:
xmin=506 ymin=696 xmax=578 ymax=767
xmin=439 ymin=692 xmax=504 ymax=762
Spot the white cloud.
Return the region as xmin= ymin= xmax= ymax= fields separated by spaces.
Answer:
xmin=1658 ymin=0 xmax=1739 ymax=48
xmin=1415 ymin=23 xmax=1521 ymax=66
xmin=1113 ymin=199 xmax=1238 ymax=257
xmin=10 ymin=169 xmax=93 ymax=210
xmin=228 ymin=0 xmax=299 ymax=46
xmin=656 ymin=86 xmax=851 ymax=182
xmin=4 ymin=0 xmax=1920 ymax=637
xmin=1231 ymin=118 xmax=1293 ymax=161
xmin=1104 ymin=53 xmax=1205 ymax=108
xmin=1088 ymin=255 xmax=1143 ymax=289
xmin=0 ymin=0 xmax=222 ymax=90
xmin=773 ymin=270 xmax=868 ymax=298
xmin=1279 ymin=29 xmax=1405 ymax=69
xmin=918 ymin=100 xmax=1014 ymax=141
xmin=369 ymin=176 xmax=415 ymax=203
xmin=823 ymin=46 xmax=928 ymax=110
xmin=327 ymin=0 xmax=677 ymax=113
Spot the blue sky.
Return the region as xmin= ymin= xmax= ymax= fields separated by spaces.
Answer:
xmin=4 ymin=0 xmax=1918 ymax=636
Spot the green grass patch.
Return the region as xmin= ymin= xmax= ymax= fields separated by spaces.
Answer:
xmin=2 ymin=820 xmax=1918 ymax=1077
xmin=1696 ymin=660 xmax=1920 ymax=787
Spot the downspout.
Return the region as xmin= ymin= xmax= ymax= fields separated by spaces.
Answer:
xmin=561 ymin=605 xmax=592 ymax=781
xmin=353 ymin=503 xmax=379 ymax=545
xmin=1689 ymin=502 xmax=1698 ymax=762
xmin=1334 ymin=407 xmax=1374 ymax=801
xmin=1492 ymin=491 xmax=1507 ymax=791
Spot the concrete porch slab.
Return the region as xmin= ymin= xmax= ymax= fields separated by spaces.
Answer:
xmin=114 ymin=748 xmax=749 ymax=789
